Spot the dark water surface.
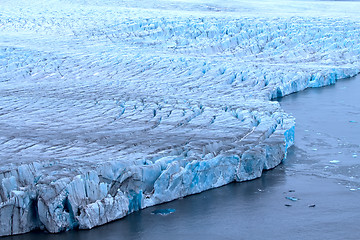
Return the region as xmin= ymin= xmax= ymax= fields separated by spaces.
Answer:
xmin=5 ymin=75 xmax=360 ymax=240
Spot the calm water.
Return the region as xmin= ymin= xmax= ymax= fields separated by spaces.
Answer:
xmin=5 ymin=75 xmax=360 ymax=240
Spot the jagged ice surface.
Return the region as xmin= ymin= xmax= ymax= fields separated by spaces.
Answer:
xmin=1 ymin=0 xmax=360 ymax=236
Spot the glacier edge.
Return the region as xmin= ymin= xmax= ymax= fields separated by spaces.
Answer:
xmin=1 ymin=0 xmax=360 ymax=236
xmin=0 ymin=117 xmax=295 ymax=235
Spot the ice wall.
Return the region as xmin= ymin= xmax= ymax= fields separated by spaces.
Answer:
xmin=1 ymin=0 xmax=360 ymax=236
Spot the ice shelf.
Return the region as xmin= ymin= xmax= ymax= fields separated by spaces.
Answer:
xmin=1 ymin=0 xmax=360 ymax=236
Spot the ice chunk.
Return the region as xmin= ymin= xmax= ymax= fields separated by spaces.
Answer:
xmin=285 ymin=197 xmax=299 ymax=201
xmin=151 ymin=208 xmax=176 ymax=215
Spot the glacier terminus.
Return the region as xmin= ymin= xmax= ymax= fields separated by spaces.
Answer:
xmin=1 ymin=0 xmax=360 ymax=236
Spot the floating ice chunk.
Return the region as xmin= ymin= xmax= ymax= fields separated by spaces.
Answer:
xmin=151 ymin=208 xmax=175 ymax=215
xmin=285 ymin=197 xmax=299 ymax=201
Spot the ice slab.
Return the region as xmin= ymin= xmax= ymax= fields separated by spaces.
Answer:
xmin=1 ymin=0 xmax=360 ymax=236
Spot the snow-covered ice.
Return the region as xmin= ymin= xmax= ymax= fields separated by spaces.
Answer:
xmin=1 ymin=0 xmax=360 ymax=236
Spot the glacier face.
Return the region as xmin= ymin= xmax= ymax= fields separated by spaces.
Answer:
xmin=1 ymin=0 xmax=360 ymax=236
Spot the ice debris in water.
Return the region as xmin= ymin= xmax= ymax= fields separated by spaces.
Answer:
xmin=329 ymin=160 xmax=340 ymax=164
xmin=285 ymin=197 xmax=299 ymax=201
xmin=1 ymin=0 xmax=360 ymax=237
xmin=151 ymin=208 xmax=176 ymax=216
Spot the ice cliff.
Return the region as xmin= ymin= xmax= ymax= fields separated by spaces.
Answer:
xmin=1 ymin=0 xmax=360 ymax=236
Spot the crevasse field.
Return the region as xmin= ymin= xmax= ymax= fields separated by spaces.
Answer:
xmin=1 ymin=0 xmax=360 ymax=236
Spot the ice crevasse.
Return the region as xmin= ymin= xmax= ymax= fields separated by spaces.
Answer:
xmin=1 ymin=0 xmax=360 ymax=236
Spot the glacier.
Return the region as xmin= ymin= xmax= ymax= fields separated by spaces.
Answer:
xmin=1 ymin=0 xmax=360 ymax=236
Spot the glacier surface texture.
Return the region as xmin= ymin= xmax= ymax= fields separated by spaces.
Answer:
xmin=1 ymin=0 xmax=360 ymax=236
